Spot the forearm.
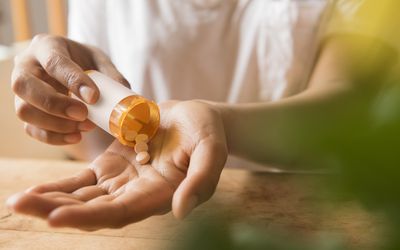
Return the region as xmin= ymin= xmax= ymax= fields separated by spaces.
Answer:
xmin=216 ymin=84 xmax=372 ymax=168
xmin=216 ymin=36 xmax=396 ymax=168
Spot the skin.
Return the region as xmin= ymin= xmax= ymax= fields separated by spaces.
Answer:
xmin=217 ymin=35 xmax=397 ymax=167
xmin=7 ymin=34 xmax=396 ymax=230
xmin=7 ymin=100 xmax=227 ymax=230
xmin=11 ymin=34 xmax=121 ymax=159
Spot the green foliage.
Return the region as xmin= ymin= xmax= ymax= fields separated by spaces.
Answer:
xmin=174 ymin=1 xmax=400 ymax=249
xmin=173 ymin=219 xmax=346 ymax=250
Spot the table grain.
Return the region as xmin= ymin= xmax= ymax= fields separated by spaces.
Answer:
xmin=0 ymin=158 xmax=382 ymax=250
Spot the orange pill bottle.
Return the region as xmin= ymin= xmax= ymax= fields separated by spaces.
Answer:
xmin=83 ymin=70 xmax=160 ymax=147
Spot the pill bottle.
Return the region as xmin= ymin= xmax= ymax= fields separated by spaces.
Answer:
xmin=79 ymin=70 xmax=160 ymax=147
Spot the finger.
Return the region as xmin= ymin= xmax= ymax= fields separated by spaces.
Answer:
xmin=27 ymin=169 xmax=96 ymax=194
xmin=113 ymin=175 xmax=174 ymax=219
xmin=89 ymin=145 xmax=138 ymax=183
xmin=12 ymin=71 xmax=88 ymax=121
xmin=49 ymin=177 xmax=173 ymax=229
xmin=15 ymin=97 xmax=94 ymax=133
xmin=33 ymin=36 xmax=99 ymax=103
xmin=6 ymin=192 xmax=82 ymax=219
xmin=172 ymin=140 xmax=227 ymax=219
xmin=91 ymin=47 xmax=130 ymax=88
xmin=34 ymin=68 xmax=69 ymax=95
xmin=42 ymin=191 xmax=80 ymax=200
xmin=14 ymin=56 xmax=69 ymax=95
xmin=72 ymin=185 xmax=107 ymax=201
xmin=87 ymin=195 xmax=116 ymax=204
xmin=99 ymin=173 xmax=130 ymax=195
xmin=42 ymin=188 xmax=106 ymax=203
xmin=24 ymin=124 xmax=82 ymax=145
xmin=48 ymin=202 xmax=125 ymax=229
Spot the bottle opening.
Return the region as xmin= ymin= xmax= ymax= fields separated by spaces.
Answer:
xmin=109 ymin=95 xmax=160 ymax=147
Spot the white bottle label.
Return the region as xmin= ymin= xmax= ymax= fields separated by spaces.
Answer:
xmin=73 ymin=71 xmax=135 ymax=134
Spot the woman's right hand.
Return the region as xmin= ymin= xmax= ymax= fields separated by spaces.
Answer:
xmin=11 ymin=34 xmax=129 ymax=145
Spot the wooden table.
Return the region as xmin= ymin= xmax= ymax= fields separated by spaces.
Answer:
xmin=0 ymin=158 xmax=382 ymax=250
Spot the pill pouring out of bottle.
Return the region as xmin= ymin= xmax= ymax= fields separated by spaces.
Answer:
xmin=72 ymin=70 xmax=160 ymax=165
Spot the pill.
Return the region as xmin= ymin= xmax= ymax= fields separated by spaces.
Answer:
xmin=135 ymin=133 xmax=149 ymax=143
xmin=136 ymin=151 xmax=150 ymax=164
xmin=124 ymin=130 xmax=138 ymax=142
xmin=134 ymin=141 xmax=148 ymax=153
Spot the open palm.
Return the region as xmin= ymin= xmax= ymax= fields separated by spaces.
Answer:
xmin=7 ymin=101 xmax=228 ymax=230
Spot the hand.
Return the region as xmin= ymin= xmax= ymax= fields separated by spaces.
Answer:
xmin=11 ymin=34 xmax=129 ymax=145
xmin=7 ymin=101 xmax=228 ymax=230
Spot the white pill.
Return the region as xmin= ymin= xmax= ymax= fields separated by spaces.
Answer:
xmin=135 ymin=133 xmax=149 ymax=143
xmin=134 ymin=141 xmax=148 ymax=153
xmin=124 ymin=130 xmax=137 ymax=142
xmin=136 ymin=151 xmax=150 ymax=164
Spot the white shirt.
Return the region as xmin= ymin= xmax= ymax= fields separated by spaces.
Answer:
xmin=69 ymin=0 xmax=398 ymax=102
xmin=68 ymin=0 xmax=386 ymax=171
xmin=68 ymin=0 xmax=330 ymax=103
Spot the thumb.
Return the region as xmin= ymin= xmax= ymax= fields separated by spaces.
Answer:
xmin=172 ymin=140 xmax=227 ymax=219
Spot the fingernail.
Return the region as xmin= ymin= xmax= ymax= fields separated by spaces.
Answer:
xmin=79 ymin=85 xmax=96 ymax=104
xmin=78 ymin=120 xmax=95 ymax=131
xmin=5 ymin=194 xmax=19 ymax=209
xmin=181 ymin=195 xmax=198 ymax=219
xmin=64 ymin=133 xmax=81 ymax=143
xmin=66 ymin=105 xmax=86 ymax=121
xmin=5 ymin=192 xmax=24 ymax=211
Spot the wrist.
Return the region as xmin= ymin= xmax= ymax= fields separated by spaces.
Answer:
xmin=195 ymin=100 xmax=235 ymax=154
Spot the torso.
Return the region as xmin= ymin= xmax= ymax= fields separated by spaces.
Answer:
xmin=69 ymin=0 xmax=330 ymax=103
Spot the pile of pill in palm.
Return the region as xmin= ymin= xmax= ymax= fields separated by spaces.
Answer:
xmin=124 ymin=131 xmax=151 ymax=164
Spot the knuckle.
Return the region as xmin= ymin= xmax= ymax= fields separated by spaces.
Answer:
xmin=46 ymin=34 xmax=64 ymax=43
xmin=30 ymin=67 xmax=46 ymax=79
xmin=64 ymin=72 xmax=82 ymax=90
xmin=32 ymin=34 xmax=64 ymax=45
xmin=11 ymin=72 xmax=29 ymax=95
xmin=13 ymin=54 xmax=22 ymax=65
xmin=40 ymin=95 xmax=60 ymax=114
xmin=14 ymin=46 xmax=32 ymax=65
xmin=14 ymin=52 xmax=33 ymax=69
xmin=15 ymin=102 xmax=31 ymax=120
xmin=43 ymin=52 xmax=63 ymax=71
xmin=31 ymin=33 xmax=48 ymax=44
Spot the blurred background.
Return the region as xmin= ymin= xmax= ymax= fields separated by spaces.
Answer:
xmin=1 ymin=1 xmax=400 ymax=249
xmin=0 ymin=0 xmax=66 ymax=159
